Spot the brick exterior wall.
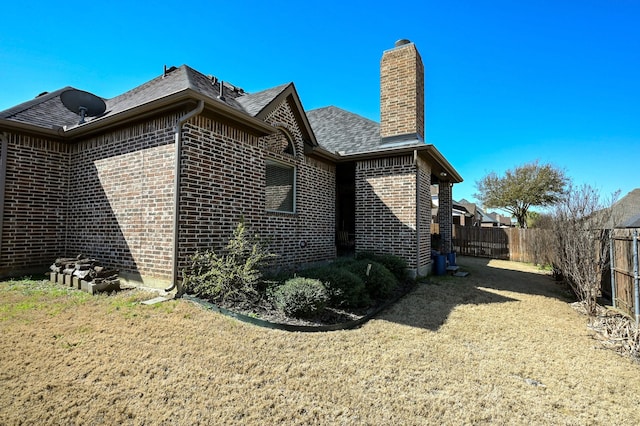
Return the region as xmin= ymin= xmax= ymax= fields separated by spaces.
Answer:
xmin=417 ymin=157 xmax=432 ymax=275
xmin=263 ymin=99 xmax=336 ymax=268
xmin=355 ymin=155 xmax=418 ymax=268
xmin=354 ymin=154 xmax=433 ymax=276
xmin=380 ymin=42 xmax=425 ymax=140
xmin=0 ymin=133 xmax=69 ymax=276
xmin=1 ymin=102 xmax=335 ymax=283
xmin=437 ymin=181 xmax=453 ymax=254
xmin=177 ymin=98 xmax=335 ymax=279
xmin=66 ymin=116 xmax=177 ymax=284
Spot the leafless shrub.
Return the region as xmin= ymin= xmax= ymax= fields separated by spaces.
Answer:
xmin=549 ymin=184 xmax=619 ymax=315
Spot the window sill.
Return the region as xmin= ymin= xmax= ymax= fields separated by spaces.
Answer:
xmin=266 ymin=210 xmax=297 ymax=217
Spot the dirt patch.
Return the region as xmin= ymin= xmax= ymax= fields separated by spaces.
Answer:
xmin=1 ymin=257 xmax=640 ymax=425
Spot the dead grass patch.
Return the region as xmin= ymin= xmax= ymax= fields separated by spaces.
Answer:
xmin=1 ymin=258 xmax=639 ymax=425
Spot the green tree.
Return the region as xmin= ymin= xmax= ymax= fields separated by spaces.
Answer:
xmin=475 ymin=161 xmax=568 ymax=228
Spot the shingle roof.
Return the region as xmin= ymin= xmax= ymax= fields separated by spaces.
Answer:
xmin=306 ymin=106 xmax=381 ymax=154
xmin=0 ymin=65 xmax=288 ymax=131
xmin=0 ymin=87 xmax=80 ymax=129
xmin=235 ymin=83 xmax=291 ymax=117
xmin=611 ymin=188 xmax=640 ymax=228
xmin=103 ymin=65 xmax=249 ymax=119
xmin=620 ymin=213 xmax=640 ymax=228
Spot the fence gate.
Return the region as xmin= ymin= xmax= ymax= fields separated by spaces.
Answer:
xmin=609 ymin=229 xmax=640 ymax=322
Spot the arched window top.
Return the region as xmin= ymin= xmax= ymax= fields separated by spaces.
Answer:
xmin=266 ymin=126 xmax=295 ymax=157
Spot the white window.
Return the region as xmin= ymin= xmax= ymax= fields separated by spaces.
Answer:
xmin=265 ymin=159 xmax=295 ymax=213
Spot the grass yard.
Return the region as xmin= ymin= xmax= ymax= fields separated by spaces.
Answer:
xmin=1 ymin=257 xmax=639 ymax=425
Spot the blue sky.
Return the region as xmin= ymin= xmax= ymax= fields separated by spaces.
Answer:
xmin=2 ymin=0 xmax=638 ymax=206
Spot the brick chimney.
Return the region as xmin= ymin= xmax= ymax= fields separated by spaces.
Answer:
xmin=380 ymin=39 xmax=425 ymax=141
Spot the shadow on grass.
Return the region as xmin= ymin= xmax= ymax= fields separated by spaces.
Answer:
xmin=377 ymin=255 xmax=574 ymax=332
xmin=455 ymin=256 xmax=573 ymax=301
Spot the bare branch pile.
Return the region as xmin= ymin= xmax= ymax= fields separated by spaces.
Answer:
xmin=576 ymin=302 xmax=640 ymax=362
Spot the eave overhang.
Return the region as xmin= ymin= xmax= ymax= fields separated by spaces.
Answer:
xmin=0 ymin=88 xmax=277 ymax=140
xmin=312 ymin=143 xmax=463 ymax=183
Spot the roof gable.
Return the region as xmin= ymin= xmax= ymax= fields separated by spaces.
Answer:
xmin=235 ymin=83 xmax=317 ymax=147
xmin=235 ymin=84 xmax=290 ymax=117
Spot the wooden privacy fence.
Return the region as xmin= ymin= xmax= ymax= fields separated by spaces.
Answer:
xmin=446 ymin=225 xmax=553 ymax=265
xmin=609 ymin=229 xmax=640 ymax=322
xmin=432 ymin=223 xmax=639 ymax=321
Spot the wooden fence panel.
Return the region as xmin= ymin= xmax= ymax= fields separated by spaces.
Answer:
xmin=452 ymin=226 xmax=509 ymax=259
xmin=436 ymin=223 xmax=639 ymax=320
xmin=610 ymin=229 xmax=639 ymax=320
xmin=505 ymin=228 xmax=554 ymax=265
xmin=449 ymin=225 xmax=553 ymax=264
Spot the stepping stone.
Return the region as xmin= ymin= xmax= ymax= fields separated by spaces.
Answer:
xmin=453 ymin=271 xmax=470 ymax=277
xmin=141 ymin=297 xmax=170 ymax=305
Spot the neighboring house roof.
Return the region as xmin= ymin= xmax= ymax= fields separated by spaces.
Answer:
xmin=620 ymin=213 xmax=640 ymax=228
xmin=488 ymin=212 xmax=513 ymax=227
xmin=479 ymin=210 xmax=499 ymax=225
xmin=610 ymin=188 xmax=640 ymax=228
xmin=458 ymin=199 xmax=479 ymax=216
xmin=457 ymin=199 xmax=502 ymax=226
xmin=431 ymin=196 xmax=473 ymax=219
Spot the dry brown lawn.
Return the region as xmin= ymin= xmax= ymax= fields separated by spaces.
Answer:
xmin=1 ymin=256 xmax=639 ymax=425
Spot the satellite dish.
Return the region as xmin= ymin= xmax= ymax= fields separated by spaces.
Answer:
xmin=60 ymin=89 xmax=106 ymax=124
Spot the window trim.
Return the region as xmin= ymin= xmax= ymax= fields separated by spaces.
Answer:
xmin=275 ymin=127 xmax=296 ymax=157
xmin=265 ymin=158 xmax=296 ymax=214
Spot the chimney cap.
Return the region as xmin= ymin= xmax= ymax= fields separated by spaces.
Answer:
xmin=394 ymin=39 xmax=411 ymax=47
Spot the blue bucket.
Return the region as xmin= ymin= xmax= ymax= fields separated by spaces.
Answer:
xmin=433 ymin=254 xmax=446 ymax=276
xmin=447 ymin=252 xmax=457 ymax=267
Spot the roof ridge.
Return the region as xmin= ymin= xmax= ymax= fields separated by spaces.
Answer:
xmin=309 ymin=105 xmax=380 ymax=125
xmin=181 ymin=64 xmax=198 ymax=92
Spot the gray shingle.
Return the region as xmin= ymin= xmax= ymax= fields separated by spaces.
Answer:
xmin=0 ymin=87 xmax=82 ymax=129
xmin=611 ymin=189 xmax=640 ymax=228
xmin=0 ymin=65 xmax=272 ymax=130
xmin=235 ymin=83 xmax=291 ymax=117
xmin=306 ymin=106 xmax=381 ymax=154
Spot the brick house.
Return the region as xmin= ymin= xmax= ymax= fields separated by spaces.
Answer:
xmin=0 ymin=40 xmax=461 ymax=288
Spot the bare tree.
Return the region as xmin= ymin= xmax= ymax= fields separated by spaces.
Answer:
xmin=550 ymin=184 xmax=619 ymax=315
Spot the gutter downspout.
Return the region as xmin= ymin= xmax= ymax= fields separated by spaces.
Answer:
xmin=166 ymin=101 xmax=204 ymax=293
xmin=0 ymin=133 xmax=8 ymax=259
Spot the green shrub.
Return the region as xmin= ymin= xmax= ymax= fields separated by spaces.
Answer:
xmin=182 ymin=221 xmax=275 ymax=306
xmin=356 ymin=252 xmax=408 ymax=282
xmin=345 ymin=260 xmax=398 ymax=300
xmin=330 ymin=256 xmax=357 ymax=268
xmin=270 ymin=277 xmax=329 ymax=318
xmin=298 ymin=265 xmax=370 ymax=308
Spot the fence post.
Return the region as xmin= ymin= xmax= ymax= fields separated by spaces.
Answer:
xmin=633 ymin=229 xmax=639 ymax=324
xmin=609 ymin=231 xmax=617 ymax=309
